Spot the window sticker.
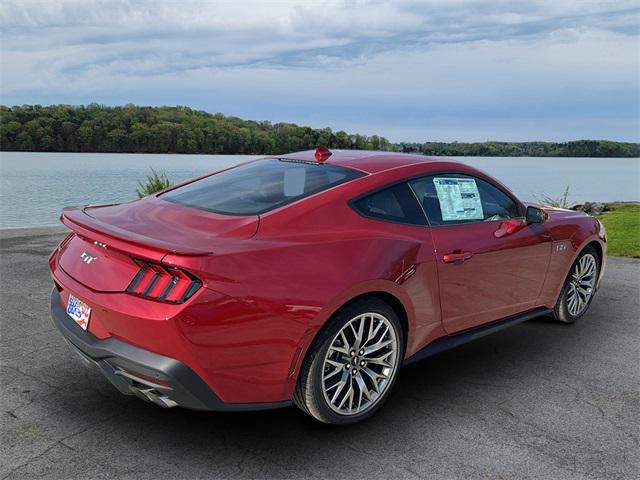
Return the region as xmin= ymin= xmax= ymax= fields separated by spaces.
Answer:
xmin=433 ymin=177 xmax=484 ymax=221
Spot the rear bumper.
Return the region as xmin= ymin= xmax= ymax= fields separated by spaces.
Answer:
xmin=50 ymin=288 xmax=291 ymax=412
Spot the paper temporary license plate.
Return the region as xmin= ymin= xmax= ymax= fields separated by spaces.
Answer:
xmin=66 ymin=294 xmax=91 ymax=330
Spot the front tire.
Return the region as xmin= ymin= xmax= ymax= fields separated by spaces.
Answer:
xmin=553 ymin=246 xmax=600 ymax=324
xmin=293 ymin=297 xmax=404 ymax=424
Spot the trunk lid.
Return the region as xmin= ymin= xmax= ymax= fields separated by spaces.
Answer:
xmin=58 ymin=196 xmax=259 ymax=292
xmin=58 ymin=234 xmax=141 ymax=292
xmin=62 ymin=196 xmax=259 ymax=255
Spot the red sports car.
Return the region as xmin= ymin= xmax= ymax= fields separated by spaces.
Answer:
xmin=50 ymin=148 xmax=606 ymax=424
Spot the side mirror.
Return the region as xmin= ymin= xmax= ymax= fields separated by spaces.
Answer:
xmin=494 ymin=218 xmax=525 ymax=238
xmin=525 ymin=206 xmax=546 ymax=224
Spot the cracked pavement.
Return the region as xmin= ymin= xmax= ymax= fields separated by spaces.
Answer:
xmin=1 ymin=227 xmax=638 ymax=479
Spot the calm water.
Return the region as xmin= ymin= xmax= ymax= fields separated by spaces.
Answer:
xmin=0 ymin=152 xmax=638 ymax=229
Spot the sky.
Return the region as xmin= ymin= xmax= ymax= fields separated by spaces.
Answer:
xmin=1 ymin=0 xmax=639 ymax=142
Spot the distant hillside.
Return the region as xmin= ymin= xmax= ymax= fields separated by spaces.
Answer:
xmin=397 ymin=140 xmax=639 ymax=158
xmin=1 ymin=104 xmax=638 ymax=157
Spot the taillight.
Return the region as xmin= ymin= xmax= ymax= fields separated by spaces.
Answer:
xmin=126 ymin=259 xmax=202 ymax=303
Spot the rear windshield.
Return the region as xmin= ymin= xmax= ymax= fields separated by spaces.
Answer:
xmin=161 ymin=159 xmax=365 ymax=215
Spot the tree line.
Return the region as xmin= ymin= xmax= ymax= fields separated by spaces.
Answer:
xmin=397 ymin=140 xmax=639 ymax=158
xmin=1 ymin=104 xmax=638 ymax=157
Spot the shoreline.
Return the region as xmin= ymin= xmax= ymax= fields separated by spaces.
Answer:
xmin=2 ymin=150 xmax=639 ymax=159
xmin=0 ymin=225 xmax=68 ymax=239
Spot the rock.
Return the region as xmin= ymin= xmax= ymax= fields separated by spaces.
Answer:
xmin=571 ymin=202 xmax=609 ymax=215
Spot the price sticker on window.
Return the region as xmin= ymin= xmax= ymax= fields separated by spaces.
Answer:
xmin=433 ymin=177 xmax=483 ymax=221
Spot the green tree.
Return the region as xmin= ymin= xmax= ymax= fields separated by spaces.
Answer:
xmin=0 ymin=104 xmax=637 ymax=157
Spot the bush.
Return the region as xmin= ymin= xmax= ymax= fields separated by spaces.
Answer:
xmin=536 ymin=185 xmax=571 ymax=208
xmin=136 ymin=168 xmax=173 ymax=198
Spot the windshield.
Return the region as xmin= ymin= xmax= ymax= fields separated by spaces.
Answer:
xmin=161 ymin=159 xmax=365 ymax=215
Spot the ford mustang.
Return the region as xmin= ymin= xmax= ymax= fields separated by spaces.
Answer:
xmin=49 ymin=148 xmax=606 ymax=424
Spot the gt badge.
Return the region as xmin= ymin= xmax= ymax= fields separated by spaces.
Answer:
xmin=80 ymin=251 xmax=97 ymax=264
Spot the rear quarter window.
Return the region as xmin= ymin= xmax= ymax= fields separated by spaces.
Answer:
xmin=161 ymin=159 xmax=365 ymax=215
xmin=352 ymin=183 xmax=427 ymax=226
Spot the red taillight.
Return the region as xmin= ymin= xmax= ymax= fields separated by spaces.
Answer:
xmin=126 ymin=259 xmax=201 ymax=303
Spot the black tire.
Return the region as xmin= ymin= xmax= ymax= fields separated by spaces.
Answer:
xmin=293 ymin=296 xmax=404 ymax=425
xmin=553 ymin=245 xmax=601 ymax=324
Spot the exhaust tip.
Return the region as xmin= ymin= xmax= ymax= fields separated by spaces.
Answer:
xmin=129 ymin=385 xmax=178 ymax=408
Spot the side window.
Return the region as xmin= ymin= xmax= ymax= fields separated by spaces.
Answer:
xmin=352 ymin=183 xmax=427 ymax=226
xmin=409 ymin=175 xmax=520 ymax=226
xmin=476 ymin=178 xmax=521 ymax=220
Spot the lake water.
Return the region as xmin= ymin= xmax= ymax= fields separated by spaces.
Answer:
xmin=0 ymin=152 xmax=638 ymax=229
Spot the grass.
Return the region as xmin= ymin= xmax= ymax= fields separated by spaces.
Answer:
xmin=597 ymin=203 xmax=640 ymax=258
xmin=136 ymin=168 xmax=173 ymax=198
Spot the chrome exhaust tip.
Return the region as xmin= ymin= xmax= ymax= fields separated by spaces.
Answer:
xmin=129 ymin=385 xmax=178 ymax=408
xmin=114 ymin=369 xmax=178 ymax=408
xmin=144 ymin=388 xmax=179 ymax=408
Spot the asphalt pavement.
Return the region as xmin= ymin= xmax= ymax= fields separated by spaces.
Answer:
xmin=1 ymin=227 xmax=638 ymax=480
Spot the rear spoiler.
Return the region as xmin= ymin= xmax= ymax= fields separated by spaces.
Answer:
xmin=60 ymin=206 xmax=213 ymax=259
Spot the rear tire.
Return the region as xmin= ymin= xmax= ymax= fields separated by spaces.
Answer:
xmin=553 ymin=246 xmax=600 ymax=324
xmin=293 ymin=297 xmax=404 ymax=424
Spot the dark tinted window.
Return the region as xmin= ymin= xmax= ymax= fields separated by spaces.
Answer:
xmin=162 ymin=159 xmax=364 ymax=215
xmin=409 ymin=175 xmax=520 ymax=226
xmin=352 ymin=183 xmax=427 ymax=226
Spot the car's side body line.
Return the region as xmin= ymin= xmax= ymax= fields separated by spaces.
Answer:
xmin=404 ymin=307 xmax=552 ymax=366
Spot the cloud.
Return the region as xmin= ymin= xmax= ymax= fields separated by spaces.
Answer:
xmin=1 ymin=0 xmax=638 ymax=141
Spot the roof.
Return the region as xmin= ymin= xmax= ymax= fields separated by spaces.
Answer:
xmin=273 ymin=149 xmax=453 ymax=174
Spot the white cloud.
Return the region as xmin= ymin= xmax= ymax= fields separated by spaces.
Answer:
xmin=0 ymin=0 xmax=638 ymax=141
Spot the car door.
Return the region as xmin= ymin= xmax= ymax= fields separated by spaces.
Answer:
xmin=409 ymin=173 xmax=553 ymax=334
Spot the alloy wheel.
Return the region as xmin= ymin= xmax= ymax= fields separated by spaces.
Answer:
xmin=566 ymin=253 xmax=597 ymax=317
xmin=321 ymin=312 xmax=399 ymax=416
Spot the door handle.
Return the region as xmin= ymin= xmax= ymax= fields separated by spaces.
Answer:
xmin=443 ymin=251 xmax=473 ymax=264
